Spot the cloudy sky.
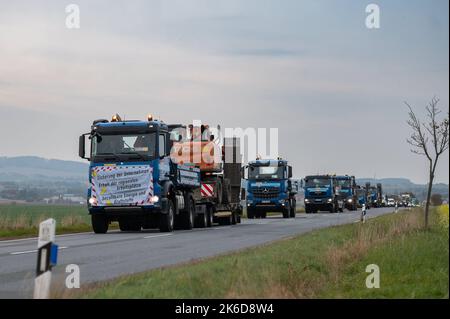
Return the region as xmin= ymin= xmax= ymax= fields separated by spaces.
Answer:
xmin=0 ymin=0 xmax=448 ymax=183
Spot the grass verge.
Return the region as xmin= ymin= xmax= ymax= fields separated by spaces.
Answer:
xmin=71 ymin=207 xmax=448 ymax=299
xmin=0 ymin=204 xmax=103 ymax=239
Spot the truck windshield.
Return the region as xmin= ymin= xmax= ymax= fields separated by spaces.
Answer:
xmin=336 ymin=179 xmax=351 ymax=188
xmin=92 ymin=133 xmax=157 ymax=159
xmin=305 ymin=178 xmax=331 ymax=188
xmin=248 ymin=165 xmax=284 ymax=180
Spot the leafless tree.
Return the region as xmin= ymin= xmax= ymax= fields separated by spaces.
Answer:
xmin=405 ymin=97 xmax=449 ymax=228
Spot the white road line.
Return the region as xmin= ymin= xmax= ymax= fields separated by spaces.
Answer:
xmin=10 ymin=246 xmax=68 ymax=255
xmin=0 ymin=230 xmax=122 ymax=245
xmin=143 ymin=234 xmax=173 ymax=239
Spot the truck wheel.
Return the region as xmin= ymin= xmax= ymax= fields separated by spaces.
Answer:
xmin=282 ymin=205 xmax=290 ymax=218
xmin=219 ymin=214 xmax=232 ymax=226
xmin=159 ymin=200 xmax=175 ymax=232
xmin=180 ymin=199 xmax=195 ymax=230
xmin=207 ymin=206 xmax=214 ymax=227
xmin=231 ymin=212 xmax=237 ymax=225
xmin=290 ymin=200 xmax=296 ymax=218
xmin=195 ymin=208 xmax=208 ymax=228
xmin=247 ymin=208 xmax=254 ymax=219
xmin=261 ymin=212 xmax=267 ymax=219
xmin=92 ymin=214 xmax=108 ymax=234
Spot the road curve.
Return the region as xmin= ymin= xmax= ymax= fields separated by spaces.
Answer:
xmin=0 ymin=207 xmax=396 ymax=298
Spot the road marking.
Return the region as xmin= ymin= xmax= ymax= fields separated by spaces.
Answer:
xmin=143 ymin=234 xmax=173 ymax=239
xmin=0 ymin=230 xmax=122 ymax=245
xmin=10 ymin=246 xmax=68 ymax=255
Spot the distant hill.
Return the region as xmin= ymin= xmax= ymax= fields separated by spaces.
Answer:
xmin=0 ymin=156 xmax=88 ymax=182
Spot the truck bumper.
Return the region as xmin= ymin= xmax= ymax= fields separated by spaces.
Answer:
xmin=89 ymin=204 xmax=163 ymax=217
xmin=246 ymin=202 xmax=286 ymax=212
xmin=305 ymin=203 xmax=333 ymax=212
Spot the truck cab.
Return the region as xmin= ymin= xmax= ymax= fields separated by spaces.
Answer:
xmin=303 ymin=175 xmax=343 ymax=213
xmin=79 ymin=115 xmax=201 ymax=234
xmin=243 ymin=159 xmax=296 ymax=219
xmin=335 ymin=175 xmax=358 ymax=211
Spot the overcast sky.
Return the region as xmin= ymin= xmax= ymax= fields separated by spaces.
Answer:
xmin=0 ymin=0 xmax=448 ymax=183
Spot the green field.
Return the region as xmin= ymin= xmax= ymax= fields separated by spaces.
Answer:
xmin=0 ymin=204 xmax=93 ymax=239
xmin=75 ymin=207 xmax=448 ymax=299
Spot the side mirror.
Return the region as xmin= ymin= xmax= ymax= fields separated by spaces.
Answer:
xmin=288 ymin=166 xmax=293 ymax=178
xmin=79 ymin=134 xmax=90 ymax=160
xmin=240 ymin=166 xmax=245 ymax=179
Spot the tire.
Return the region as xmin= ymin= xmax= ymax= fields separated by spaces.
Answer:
xmin=231 ymin=212 xmax=237 ymax=225
xmin=180 ymin=199 xmax=195 ymax=230
xmin=290 ymin=200 xmax=296 ymax=218
xmin=261 ymin=211 xmax=267 ymax=219
xmin=195 ymin=207 xmax=208 ymax=228
xmin=282 ymin=205 xmax=290 ymax=218
xmin=219 ymin=214 xmax=232 ymax=226
xmin=207 ymin=205 xmax=215 ymax=227
xmin=92 ymin=214 xmax=108 ymax=234
xmin=236 ymin=214 xmax=242 ymax=224
xmin=247 ymin=208 xmax=255 ymax=219
xmin=159 ymin=200 xmax=175 ymax=232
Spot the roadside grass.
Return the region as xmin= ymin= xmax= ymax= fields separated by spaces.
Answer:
xmin=0 ymin=204 xmax=100 ymax=239
xmin=73 ymin=207 xmax=448 ymax=299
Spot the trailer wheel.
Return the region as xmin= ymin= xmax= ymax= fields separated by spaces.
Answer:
xmin=180 ymin=198 xmax=195 ymax=230
xmin=92 ymin=214 xmax=108 ymax=234
xmin=219 ymin=214 xmax=232 ymax=226
xmin=207 ymin=205 xmax=214 ymax=227
xmin=231 ymin=212 xmax=237 ymax=225
xmin=159 ymin=200 xmax=175 ymax=232
xmin=195 ymin=208 xmax=208 ymax=228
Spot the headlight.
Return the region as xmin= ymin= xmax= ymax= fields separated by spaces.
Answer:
xmin=347 ymin=199 xmax=353 ymax=203
xmin=88 ymin=197 xmax=97 ymax=205
xmin=304 ymin=199 xmax=310 ymax=203
xmin=150 ymin=195 xmax=159 ymax=203
xmin=327 ymin=198 xmax=333 ymax=203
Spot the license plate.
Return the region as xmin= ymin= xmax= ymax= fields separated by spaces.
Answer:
xmin=262 ymin=200 xmax=271 ymax=204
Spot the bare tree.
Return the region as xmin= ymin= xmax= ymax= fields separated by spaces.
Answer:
xmin=405 ymin=97 xmax=449 ymax=228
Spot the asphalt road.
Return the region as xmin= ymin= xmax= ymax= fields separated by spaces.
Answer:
xmin=0 ymin=207 xmax=396 ymax=298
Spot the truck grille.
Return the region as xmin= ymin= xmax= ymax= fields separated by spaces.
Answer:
xmin=252 ymin=187 xmax=280 ymax=199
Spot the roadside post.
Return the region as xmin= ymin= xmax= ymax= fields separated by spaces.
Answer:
xmin=34 ymin=218 xmax=58 ymax=299
xmin=361 ymin=204 xmax=367 ymax=223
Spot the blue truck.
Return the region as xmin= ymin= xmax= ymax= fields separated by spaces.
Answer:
xmin=356 ymin=186 xmax=369 ymax=208
xmin=78 ymin=114 xmax=203 ymax=234
xmin=334 ymin=175 xmax=358 ymax=211
xmin=367 ymin=183 xmax=383 ymax=208
xmin=303 ymin=175 xmax=344 ymax=213
xmin=243 ymin=159 xmax=297 ymax=219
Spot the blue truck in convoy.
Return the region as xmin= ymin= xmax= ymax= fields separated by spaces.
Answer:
xmin=78 ymin=114 xmax=204 ymax=234
xmin=243 ymin=158 xmax=297 ymax=219
xmin=334 ymin=175 xmax=358 ymax=211
xmin=303 ymin=175 xmax=345 ymax=213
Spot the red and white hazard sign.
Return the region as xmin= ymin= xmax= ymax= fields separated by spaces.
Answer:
xmin=201 ymin=184 xmax=214 ymax=197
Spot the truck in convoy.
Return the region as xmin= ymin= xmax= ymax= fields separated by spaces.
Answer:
xmin=242 ymin=158 xmax=297 ymax=219
xmin=79 ymin=114 xmax=211 ymax=234
xmin=356 ymin=186 xmax=369 ymax=208
xmin=169 ymin=123 xmax=243 ymax=225
xmin=334 ymin=175 xmax=358 ymax=211
xmin=366 ymin=183 xmax=383 ymax=208
xmin=303 ymin=175 xmax=344 ymax=213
